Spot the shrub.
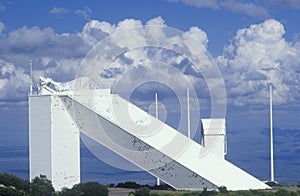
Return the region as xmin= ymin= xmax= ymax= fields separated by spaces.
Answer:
xmin=65 ymin=181 xmax=108 ymax=196
xmin=218 ymin=186 xmax=228 ymax=193
xmin=116 ymin=181 xmax=141 ymax=189
xmin=275 ymin=189 xmax=289 ymax=196
xmin=30 ymin=175 xmax=55 ymax=196
xmin=135 ymin=186 xmax=150 ymax=196
xmin=128 ymin=191 xmax=135 ymax=196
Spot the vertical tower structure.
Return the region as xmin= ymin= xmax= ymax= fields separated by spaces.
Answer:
xmin=29 ymin=78 xmax=81 ymax=190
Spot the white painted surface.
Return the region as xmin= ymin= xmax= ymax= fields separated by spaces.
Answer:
xmin=201 ymin=118 xmax=226 ymax=158
xmin=29 ymin=96 xmax=52 ymax=181
xmin=29 ymin=95 xmax=80 ymax=190
xmin=51 ymin=96 xmax=80 ymax=190
xmin=71 ymin=91 xmax=269 ymax=190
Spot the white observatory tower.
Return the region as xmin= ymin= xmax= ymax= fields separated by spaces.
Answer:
xmin=29 ymin=77 xmax=82 ymax=190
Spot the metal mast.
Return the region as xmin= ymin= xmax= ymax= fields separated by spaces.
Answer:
xmin=187 ymin=88 xmax=190 ymax=138
xmin=155 ymin=93 xmax=160 ymax=186
xmin=30 ymin=60 xmax=33 ymax=95
xmin=270 ymin=85 xmax=274 ymax=182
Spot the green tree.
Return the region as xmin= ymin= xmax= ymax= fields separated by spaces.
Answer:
xmin=218 ymin=186 xmax=228 ymax=194
xmin=128 ymin=191 xmax=135 ymax=196
xmin=30 ymin=175 xmax=55 ymax=196
xmin=135 ymin=186 xmax=150 ymax=196
xmin=289 ymin=191 xmax=298 ymax=196
xmin=116 ymin=181 xmax=141 ymax=189
xmin=60 ymin=181 xmax=108 ymax=196
xmin=0 ymin=172 xmax=30 ymax=193
xmin=0 ymin=186 xmax=26 ymax=196
xmin=59 ymin=187 xmax=76 ymax=196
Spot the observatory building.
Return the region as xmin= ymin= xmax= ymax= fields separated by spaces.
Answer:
xmin=29 ymin=77 xmax=269 ymax=191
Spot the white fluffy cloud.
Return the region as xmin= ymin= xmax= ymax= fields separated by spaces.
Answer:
xmin=0 ymin=17 xmax=209 ymax=106
xmin=217 ymin=19 xmax=300 ymax=106
xmin=0 ymin=17 xmax=299 ymax=111
xmin=0 ymin=60 xmax=30 ymax=103
xmin=0 ymin=25 xmax=89 ymax=104
xmin=77 ymin=17 xmax=212 ymax=106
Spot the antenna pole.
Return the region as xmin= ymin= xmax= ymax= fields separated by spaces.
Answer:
xmin=155 ymin=93 xmax=160 ymax=186
xmin=270 ymin=85 xmax=274 ymax=182
xmin=30 ymin=60 xmax=33 ymax=95
xmin=155 ymin=93 xmax=158 ymax=119
xmin=187 ymin=88 xmax=190 ymax=138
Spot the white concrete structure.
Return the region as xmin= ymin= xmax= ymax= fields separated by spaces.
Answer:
xmin=29 ymin=77 xmax=269 ymax=191
xmin=29 ymin=78 xmax=82 ymax=190
xmin=201 ymin=118 xmax=227 ymax=158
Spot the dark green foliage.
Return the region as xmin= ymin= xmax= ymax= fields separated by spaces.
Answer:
xmin=199 ymin=187 xmax=217 ymax=196
xmin=275 ymin=189 xmax=290 ymax=196
xmin=30 ymin=174 xmax=55 ymax=196
xmin=218 ymin=186 xmax=228 ymax=193
xmin=151 ymin=184 xmax=175 ymax=190
xmin=128 ymin=191 xmax=135 ymax=196
xmin=60 ymin=181 xmax=108 ymax=196
xmin=289 ymin=191 xmax=298 ymax=196
xmin=0 ymin=173 xmax=30 ymax=193
xmin=2 ymin=172 xmax=300 ymax=196
xmin=227 ymin=190 xmax=253 ymax=196
xmin=250 ymin=189 xmax=274 ymax=196
xmin=0 ymin=186 xmax=26 ymax=196
xmin=116 ymin=181 xmax=142 ymax=189
xmin=266 ymin=181 xmax=282 ymax=188
xmin=135 ymin=186 xmax=150 ymax=196
xmin=179 ymin=192 xmax=201 ymax=196
xmin=117 ymin=181 xmax=175 ymax=191
xmin=59 ymin=187 xmax=77 ymax=196
xmin=108 ymin=183 xmax=115 ymax=187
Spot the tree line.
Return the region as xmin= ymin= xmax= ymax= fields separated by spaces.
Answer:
xmin=0 ymin=173 xmax=108 ymax=196
xmin=1 ymin=172 xmax=300 ymax=196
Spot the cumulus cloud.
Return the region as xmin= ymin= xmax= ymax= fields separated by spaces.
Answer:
xmin=217 ymin=19 xmax=300 ymax=106
xmin=77 ymin=17 xmax=213 ymax=93
xmin=0 ymin=24 xmax=92 ymax=105
xmin=146 ymin=16 xmax=166 ymax=26
xmin=167 ymin=0 xmax=269 ymax=18
xmin=80 ymin=20 xmax=114 ymax=47
xmin=0 ymin=60 xmax=30 ymax=102
xmin=0 ymin=16 xmax=299 ymax=114
xmin=0 ymin=17 xmax=209 ymax=108
xmin=75 ymin=17 xmax=228 ymax=121
xmin=75 ymin=6 xmax=92 ymax=21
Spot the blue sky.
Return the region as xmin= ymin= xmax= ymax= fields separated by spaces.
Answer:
xmin=0 ymin=0 xmax=300 ymax=184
